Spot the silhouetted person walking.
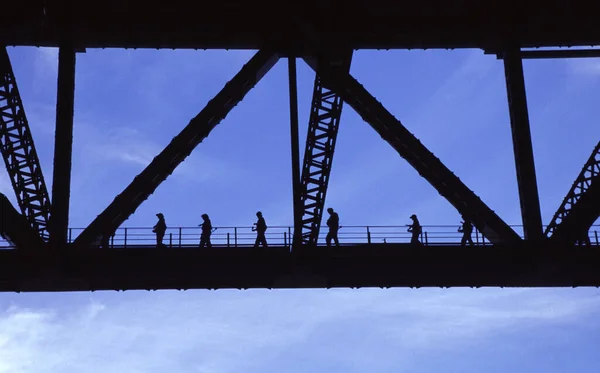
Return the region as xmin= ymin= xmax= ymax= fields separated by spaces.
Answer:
xmin=199 ymin=213 xmax=212 ymax=248
xmin=458 ymin=216 xmax=473 ymax=247
xmin=407 ymin=214 xmax=422 ymax=245
xmin=252 ymin=211 xmax=268 ymax=248
xmin=326 ymin=208 xmax=340 ymax=247
xmin=153 ymin=213 xmax=167 ymax=247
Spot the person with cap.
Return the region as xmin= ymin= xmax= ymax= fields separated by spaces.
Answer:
xmin=458 ymin=216 xmax=473 ymax=247
xmin=152 ymin=213 xmax=167 ymax=247
xmin=407 ymin=214 xmax=422 ymax=245
xmin=326 ymin=207 xmax=340 ymax=247
xmin=252 ymin=211 xmax=268 ymax=248
xmin=199 ymin=213 xmax=213 ymax=248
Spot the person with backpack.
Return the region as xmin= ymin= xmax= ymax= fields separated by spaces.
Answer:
xmin=252 ymin=211 xmax=268 ymax=248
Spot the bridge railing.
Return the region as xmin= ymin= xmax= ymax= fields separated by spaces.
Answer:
xmin=2 ymin=224 xmax=599 ymax=249
xmin=65 ymin=225 xmax=500 ymax=248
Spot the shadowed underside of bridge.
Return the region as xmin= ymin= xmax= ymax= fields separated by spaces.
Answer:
xmin=1 ymin=0 xmax=599 ymax=292
xmin=2 ymin=1 xmax=600 ymax=50
xmin=1 ymin=244 xmax=599 ymax=292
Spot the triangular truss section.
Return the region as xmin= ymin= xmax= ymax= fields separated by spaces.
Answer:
xmin=545 ymin=141 xmax=600 ymax=242
xmin=74 ymin=50 xmax=280 ymax=247
xmin=0 ymin=48 xmax=51 ymax=241
xmin=303 ymin=57 xmax=522 ymax=246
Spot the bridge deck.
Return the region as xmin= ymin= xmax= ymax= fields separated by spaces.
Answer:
xmin=1 ymin=243 xmax=599 ymax=292
xmin=2 ymin=1 xmax=600 ymax=50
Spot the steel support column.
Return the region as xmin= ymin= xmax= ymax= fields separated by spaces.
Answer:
xmin=299 ymin=51 xmax=352 ymax=246
xmin=0 ymin=48 xmax=51 ymax=240
xmin=50 ymin=44 xmax=76 ymax=246
xmin=503 ymin=46 xmax=543 ymax=241
xmin=303 ymin=58 xmax=521 ymax=246
xmin=74 ymin=50 xmax=280 ymax=247
xmin=288 ymin=58 xmax=302 ymax=249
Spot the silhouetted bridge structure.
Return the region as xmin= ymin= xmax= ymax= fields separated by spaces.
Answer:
xmin=0 ymin=1 xmax=599 ymax=291
xmin=0 ymin=225 xmax=599 ymax=292
xmin=3 ymin=225 xmax=599 ymax=249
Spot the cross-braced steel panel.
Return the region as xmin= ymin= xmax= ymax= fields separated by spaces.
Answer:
xmin=74 ymin=50 xmax=280 ymax=247
xmin=0 ymin=48 xmax=50 ymax=240
xmin=545 ymin=141 xmax=600 ymax=239
xmin=304 ymin=58 xmax=521 ymax=245
xmin=299 ymin=55 xmax=352 ymax=245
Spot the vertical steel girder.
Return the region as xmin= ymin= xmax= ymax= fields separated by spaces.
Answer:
xmin=0 ymin=48 xmax=51 ymax=240
xmin=50 ymin=44 xmax=76 ymax=245
xmin=546 ymin=141 xmax=600 ymax=242
xmin=288 ymin=58 xmax=302 ymax=248
xmin=303 ymin=58 xmax=522 ymax=246
xmin=298 ymin=52 xmax=352 ymax=245
xmin=503 ymin=46 xmax=543 ymax=240
xmin=74 ymin=50 xmax=280 ymax=247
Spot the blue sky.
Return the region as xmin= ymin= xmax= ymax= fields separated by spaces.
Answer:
xmin=0 ymin=47 xmax=599 ymax=371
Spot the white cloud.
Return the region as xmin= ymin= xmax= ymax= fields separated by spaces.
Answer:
xmin=0 ymin=288 xmax=597 ymax=372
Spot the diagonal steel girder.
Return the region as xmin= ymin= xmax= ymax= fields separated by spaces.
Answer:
xmin=0 ymin=192 xmax=45 ymax=249
xmin=75 ymin=50 xmax=280 ymax=247
xmin=546 ymin=141 xmax=600 ymax=243
xmin=303 ymin=58 xmax=522 ymax=246
xmin=298 ymin=51 xmax=353 ymax=246
xmin=0 ymin=48 xmax=51 ymax=241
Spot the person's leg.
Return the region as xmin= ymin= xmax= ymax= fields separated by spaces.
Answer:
xmin=261 ymin=233 xmax=268 ymax=247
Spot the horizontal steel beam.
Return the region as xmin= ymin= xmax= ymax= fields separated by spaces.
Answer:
xmin=490 ymin=49 xmax=600 ymax=59
xmin=0 ymin=244 xmax=599 ymax=291
xmin=2 ymin=1 xmax=600 ymax=50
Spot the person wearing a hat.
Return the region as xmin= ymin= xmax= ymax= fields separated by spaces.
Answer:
xmin=153 ymin=213 xmax=167 ymax=247
xmin=252 ymin=211 xmax=268 ymax=248
xmin=458 ymin=216 xmax=473 ymax=247
xmin=407 ymin=214 xmax=422 ymax=245
xmin=199 ymin=213 xmax=213 ymax=248
xmin=326 ymin=207 xmax=340 ymax=247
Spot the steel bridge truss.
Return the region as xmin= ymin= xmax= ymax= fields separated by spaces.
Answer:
xmin=546 ymin=141 xmax=600 ymax=243
xmin=299 ymin=52 xmax=353 ymax=245
xmin=2 ymin=42 xmax=597 ymax=253
xmin=302 ymin=57 xmax=522 ymax=246
xmin=74 ymin=50 xmax=280 ymax=247
xmin=0 ymin=48 xmax=51 ymax=240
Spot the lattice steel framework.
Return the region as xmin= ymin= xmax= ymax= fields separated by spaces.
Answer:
xmin=545 ymin=141 xmax=600 ymax=239
xmin=299 ymin=53 xmax=352 ymax=245
xmin=0 ymin=48 xmax=50 ymax=240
